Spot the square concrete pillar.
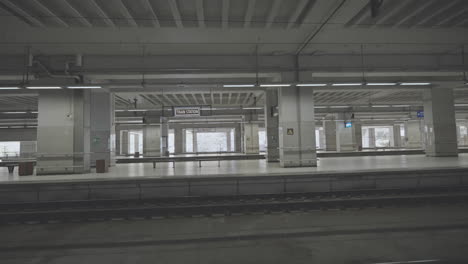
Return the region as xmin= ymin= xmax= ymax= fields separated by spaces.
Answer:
xmin=278 ymin=86 xmax=316 ymax=167
xmin=244 ymin=123 xmax=260 ymax=154
xmin=393 ymin=125 xmax=402 ymax=148
xmin=36 ymin=90 xmax=91 ymax=175
xmin=90 ymin=90 xmax=114 ymax=167
xmin=423 ymin=87 xmax=458 ymax=157
xmin=405 ymin=120 xmax=423 ymax=149
xmin=173 ymin=127 xmax=183 ymax=154
xmin=120 ymin=130 xmax=129 ymax=156
xmin=335 ymin=114 xmax=361 ymax=152
xmin=143 ymin=125 xmax=161 ymax=157
xmin=368 ymin=128 xmax=376 ymax=148
xmin=264 ymin=88 xmax=279 ymax=161
xmin=323 ymin=120 xmax=337 ymax=151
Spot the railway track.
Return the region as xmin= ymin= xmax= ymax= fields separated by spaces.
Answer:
xmin=1 ymin=186 xmax=468 ymax=224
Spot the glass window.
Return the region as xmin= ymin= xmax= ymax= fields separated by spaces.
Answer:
xmin=230 ymin=129 xmax=235 ymax=152
xmin=197 ymin=132 xmax=227 ymax=152
xmin=362 ymin=128 xmax=369 ymax=148
xmin=315 ymin=129 xmax=320 ymax=149
xmin=259 ymin=129 xmax=266 ymax=152
xmin=185 ymin=129 xmax=193 ymax=153
xmin=0 ymin=142 xmax=20 ymax=158
xmin=168 ymin=129 xmax=174 ymax=154
xmin=375 ymin=127 xmax=391 ymax=147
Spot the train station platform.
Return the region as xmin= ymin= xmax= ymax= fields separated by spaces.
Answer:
xmin=1 ymin=154 xmax=468 ymax=204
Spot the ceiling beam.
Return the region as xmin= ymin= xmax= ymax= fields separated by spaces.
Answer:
xmin=118 ymin=0 xmax=138 ymax=27
xmin=265 ymin=0 xmax=281 ymax=28
xmin=141 ymin=0 xmax=160 ymax=27
xmin=168 ymin=0 xmax=183 ymax=28
xmin=62 ymin=0 xmax=92 ymax=27
xmin=413 ymin=0 xmax=461 ymax=27
xmin=370 ymin=1 xmax=413 ymax=27
xmin=435 ymin=6 xmax=468 ymax=26
xmin=295 ymin=0 xmax=348 ymax=55
xmin=190 ymin=94 xmax=199 ymax=105
xmin=181 ymin=94 xmax=191 ymax=105
xmin=195 ymin=0 xmax=205 ymax=28
xmin=140 ymin=94 xmax=159 ymax=106
xmin=222 ymin=0 xmax=229 ymax=29
xmin=393 ymin=0 xmax=437 ymax=28
xmin=454 ymin=16 xmax=468 ymax=27
xmin=286 ymin=0 xmax=309 ymax=29
xmin=244 ymin=0 xmax=256 ymax=28
xmin=200 ymin=93 xmax=207 ymax=105
xmin=0 ymin=0 xmax=45 ymax=27
xmin=31 ymin=0 xmax=69 ymax=27
xmin=89 ymin=0 xmax=115 ymax=27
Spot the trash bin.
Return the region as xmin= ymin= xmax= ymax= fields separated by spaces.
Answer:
xmin=96 ymin=159 xmax=108 ymax=173
xmin=18 ymin=162 xmax=34 ymax=176
xmin=134 ymin=152 xmax=140 ymax=158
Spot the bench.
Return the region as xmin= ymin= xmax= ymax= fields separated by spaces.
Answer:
xmin=151 ymin=157 xmax=223 ymax=169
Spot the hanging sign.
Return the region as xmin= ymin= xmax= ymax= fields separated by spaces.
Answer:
xmin=174 ymin=107 xmax=201 ymax=116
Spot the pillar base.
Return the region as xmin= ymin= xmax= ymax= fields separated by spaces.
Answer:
xmin=426 ymin=153 xmax=458 ymax=157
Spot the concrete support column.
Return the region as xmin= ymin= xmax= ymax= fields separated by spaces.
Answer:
xmin=368 ymin=128 xmax=376 ymax=148
xmin=354 ymin=121 xmax=363 ymax=151
xmin=323 ymin=120 xmax=337 ymax=151
xmin=235 ymin=124 xmax=242 ymax=153
xmin=423 ymin=87 xmax=458 ymax=157
xmin=278 ymin=86 xmax=316 ymax=167
xmin=192 ymin=129 xmax=198 ymax=153
xmin=20 ymin=141 xmax=36 ymax=158
xmin=173 ymin=127 xmax=183 ymax=154
xmin=36 ymin=90 xmax=91 ymax=175
xmin=393 ymin=125 xmax=402 ymax=148
xmin=226 ymin=130 xmax=232 ymax=151
xmin=90 ymin=90 xmax=114 ymax=167
xmin=244 ymin=123 xmax=260 ymax=154
xmin=264 ymin=88 xmax=279 ymax=161
xmin=143 ymin=125 xmax=161 ymax=157
xmin=336 ymin=114 xmax=360 ymax=152
xmin=405 ymin=121 xmax=423 ymax=148
xmin=120 ymin=130 xmax=129 ymax=156
xmin=161 ymin=120 xmax=169 ymax=156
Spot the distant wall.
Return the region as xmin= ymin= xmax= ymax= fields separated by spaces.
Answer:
xmin=0 ymin=128 xmax=37 ymax=141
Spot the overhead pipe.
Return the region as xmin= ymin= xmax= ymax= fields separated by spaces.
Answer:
xmin=33 ymin=60 xmax=81 ymax=83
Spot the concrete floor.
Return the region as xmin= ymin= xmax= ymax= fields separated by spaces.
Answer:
xmin=2 ymin=154 xmax=468 ymax=183
xmin=1 ymin=204 xmax=467 ymax=263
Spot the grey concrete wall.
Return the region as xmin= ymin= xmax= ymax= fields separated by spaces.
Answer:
xmin=0 ymin=128 xmax=36 ymax=141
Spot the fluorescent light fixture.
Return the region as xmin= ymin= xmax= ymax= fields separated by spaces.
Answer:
xmin=67 ymin=85 xmax=102 ymax=89
xmin=371 ymin=105 xmax=390 ymax=108
xmin=242 ymin=107 xmax=263 ymax=110
xmin=314 ymin=106 xmax=328 ymax=108
xmin=26 ymin=86 xmax=62 ymax=89
xmin=223 ymin=84 xmax=255 ymax=88
xmin=115 ymin=110 xmax=127 ymax=112
xmin=127 ymin=109 xmax=147 ymax=112
xmin=455 ymin=104 xmax=468 ymax=107
xmin=331 ymin=83 xmax=362 ymax=86
xmin=296 ymin=83 xmax=327 ymax=87
xmin=392 ymin=105 xmax=411 ymax=107
xmin=2 ymin=111 xmax=27 ymax=114
xmin=366 ymin=83 xmax=397 ymax=86
xmin=31 ymin=111 xmax=38 ymax=114
xmin=259 ymin=84 xmax=291 ymax=87
xmin=0 ymin=87 xmax=20 ymax=90
xmin=329 ymin=106 xmax=349 ymax=108
xmin=399 ymin=82 xmax=431 ymax=86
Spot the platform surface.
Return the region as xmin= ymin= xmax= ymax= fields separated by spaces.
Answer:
xmin=1 ymin=154 xmax=468 ymax=184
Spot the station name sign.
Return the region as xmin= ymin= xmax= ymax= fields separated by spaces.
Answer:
xmin=174 ymin=107 xmax=201 ymax=117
